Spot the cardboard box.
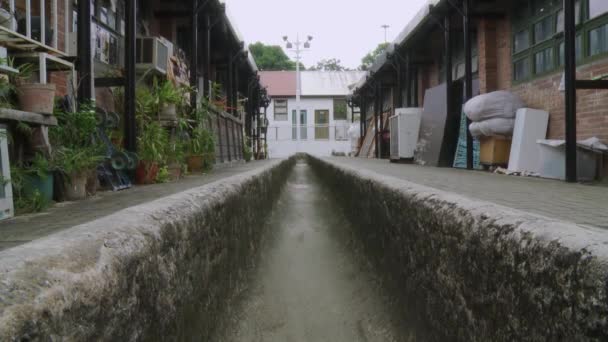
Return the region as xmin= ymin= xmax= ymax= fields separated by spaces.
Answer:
xmin=480 ymin=136 xmax=512 ymax=166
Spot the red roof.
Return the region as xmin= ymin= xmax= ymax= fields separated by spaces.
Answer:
xmin=260 ymin=71 xmax=297 ymax=97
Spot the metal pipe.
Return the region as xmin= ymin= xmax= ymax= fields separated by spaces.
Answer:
xmin=77 ymin=0 xmax=93 ymax=103
xmin=190 ymin=0 xmax=199 ymax=109
xmin=564 ymin=0 xmax=578 ymax=182
xmin=124 ymin=0 xmax=137 ymax=153
xmin=445 ymin=15 xmax=453 ymax=165
xmin=463 ymin=0 xmax=474 ymax=170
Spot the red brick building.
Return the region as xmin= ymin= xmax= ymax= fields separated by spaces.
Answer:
xmin=353 ymin=0 xmax=608 ymax=177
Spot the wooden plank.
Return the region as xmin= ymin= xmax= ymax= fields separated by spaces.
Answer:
xmin=0 ymin=108 xmax=58 ymax=126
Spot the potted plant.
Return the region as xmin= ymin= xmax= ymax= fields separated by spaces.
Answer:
xmin=13 ymin=63 xmax=56 ymax=114
xmin=156 ymin=79 xmax=181 ymax=121
xmin=21 ymin=153 xmax=54 ymax=203
xmin=136 ymin=121 xmax=168 ymax=184
xmin=53 ymin=146 xmax=103 ymax=201
xmin=243 ymin=139 xmax=252 ymax=162
xmin=187 ymin=126 xmax=215 ymax=173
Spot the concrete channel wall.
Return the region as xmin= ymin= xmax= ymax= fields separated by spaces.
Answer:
xmin=0 ymin=157 xmax=295 ymax=341
xmin=308 ymin=156 xmax=608 ymax=341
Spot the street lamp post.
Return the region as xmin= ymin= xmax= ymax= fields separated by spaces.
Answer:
xmin=283 ymin=34 xmax=312 ymax=152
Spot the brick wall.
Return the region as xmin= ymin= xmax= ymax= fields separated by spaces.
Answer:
xmin=482 ymin=15 xmax=608 ymax=142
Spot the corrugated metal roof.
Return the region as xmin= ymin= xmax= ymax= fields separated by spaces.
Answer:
xmin=301 ymin=71 xmax=365 ymax=96
xmin=260 ymin=71 xmax=297 ymax=97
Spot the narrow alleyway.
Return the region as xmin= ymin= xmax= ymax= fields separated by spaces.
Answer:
xmin=218 ymin=160 xmax=414 ymax=342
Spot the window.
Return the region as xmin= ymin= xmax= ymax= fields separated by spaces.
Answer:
xmin=292 ymin=110 xmax=307 ymax=140
xmin=589 ymin=23 xmax=608 ymax=56
xmin=274 ymin=99 xmax=288 ymax=121
xmin=534 ymin=16 xmax=555 ymax=44
xmin=514 ymin=58 xmax=531 ymax=81
xmin=512 ymin=0 xmax=608 ymax=81
xmin=589 ymin=0 xmax=608 ymax=20
xmin=333 ymin=98 xmax=347 ymax=120
xmin=535 ymin=47 xmax=555 ymax=74
xmin=514 ymin=30 xmax=531 ymax=53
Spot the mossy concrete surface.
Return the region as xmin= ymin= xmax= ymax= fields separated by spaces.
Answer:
xmin=309 ymin=155 xmax=608 ymax=341
xmin=0 ymin=157 xmax=295 ymax=341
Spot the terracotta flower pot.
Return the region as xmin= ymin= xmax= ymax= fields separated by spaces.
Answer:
xmin=62 ymin=172 xmax=88 ymax=201
xmin=135 ymin=161 xmax=159 ymax=185
xmin=187 ymin=155 xmax=204 ymax=173
xmin=17 ymin=83 xmax=56 ymax=114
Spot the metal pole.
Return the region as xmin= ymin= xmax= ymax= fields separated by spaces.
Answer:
xmin=564 ymin=0 xmax=577 ymax=182
xmin=445 ymin=15 xmax=454 ymax=168
xmin=375 ymin=83 xmax=381 ymax=158
xmin=405 ymin=53 xmax=412 ymax=107
xmin=124 ymin=0 xmax=137 ymax=153
xmin=395 ymin=58 xmax=403 ymax=110
xmin=463 ymin=0 xmax=474 ymax=170
xmin=205 ymin=15 xmax=212 ymax=98
xmin=77 ymin=0 xmax=93 ymax=104
xmin=190 ymin=0 xmax=199 ymax=109
xmin=295 ymin=35 xmax=301 ymax=152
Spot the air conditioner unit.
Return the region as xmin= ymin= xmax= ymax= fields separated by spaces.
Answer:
xmin=390 ymin=108 xmax=423 ymax=161
xmin=136 ymin=37 xmax=171 ymax=74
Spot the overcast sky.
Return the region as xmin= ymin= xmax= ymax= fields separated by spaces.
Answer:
xmin=224 ymin=0 xmax=428 ymax=70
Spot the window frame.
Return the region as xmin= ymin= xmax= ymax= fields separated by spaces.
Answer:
xmin=273 ymin=99 xmax=289 ymax=121
xmin=511 ymin=0 xmax=608 ymax=83
xmin=333 ymin=98 xmax=348 ymax=121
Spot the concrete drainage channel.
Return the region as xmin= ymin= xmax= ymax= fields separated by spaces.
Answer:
xmin=307 ymin=155 xmax=608 ymax=341
xmin=1 ymin=154 xmax=608 ymax=341
xmin=0 ymin=157 xmax=295 ymax=341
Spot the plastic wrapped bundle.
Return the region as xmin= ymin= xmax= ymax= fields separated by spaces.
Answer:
xmin=464 ymin=91 xmax=524 ymax=122
xmin=469 ymin=118 xmax=515 ymax=138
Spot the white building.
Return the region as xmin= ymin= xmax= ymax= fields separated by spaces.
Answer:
xmin=260 ymin=71 xmax=364 ymax=158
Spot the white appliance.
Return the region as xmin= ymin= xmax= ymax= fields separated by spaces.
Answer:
xmin=390 ymin=108 xmax=423 ymax=160
xmin=508 ymin=108 xmax=549 ymax=174
xmin=0 ymin=125 xmax=13 ymax=220
xmin=135 ymin=37 xmax=171 ymax=74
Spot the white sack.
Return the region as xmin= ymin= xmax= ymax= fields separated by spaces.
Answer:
xmin=464 ymin=91 xmax=525 ymax=122
xmin=469 ymin=118 xmax=515 ymax=137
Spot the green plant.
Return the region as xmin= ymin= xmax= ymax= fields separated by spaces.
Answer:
xmin=155 ymin=79 xmax=181 ymax=106
xmin=155 ymin=166 xmax=170 ymax=183
xmin=10 ymin=166 xmax=49 ymax=214
xmin=138 ymin=121 xmax=169 ymax=163
xmin=53 ymin=147 xmax=103 ymax=177
xmin=189 ymin=127 xmax=215 ymax=156
xmin=50 ymin=103 xmax=98 ymax=148
xmin=26 ymin=153 xmax=52 ymax=178
xmin=243 ymin=139 xmax=252 ymax=162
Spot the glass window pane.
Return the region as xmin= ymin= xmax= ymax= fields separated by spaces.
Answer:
xmin=534 ymin=15 xmax=555 ymax=44
xmin=589 ymin=24 xmax=608 ymax=56
xmin=514 ymin=30 xmax=530 ymax=53
xmin=514 ymin=58 xmax=530 ymax=81
xmin=589 ymin=0 xmax=608 ymax=20
xmin=333 ymin=98 xmax=347 ymax=120
xmin=534 ymin=48 xmax=555 ymax=74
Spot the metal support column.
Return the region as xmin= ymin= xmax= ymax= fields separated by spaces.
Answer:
xmin=394 ymin=58 xmax=403 ymax=111
xmin=205 ymin=15 xmax=212 ymax=96
xmin=124 ymin=0 xmax=137 ymax=153
xmin=374 ymin=83 xmax=381 ymax=158
xmin=77 ymin=0 xmax=93 ymax=103
xmin=564 ymin=0 xmax=578 ymax=182
xmin=463 ymin=0 xmax=474 ymax=169
xmin=445 ymin=16 xmax=454 ymax=163
xmin=190 ymin=0 xmax=199 ymax=109
xmin=405 ymin=53 xmax=412 ymax=107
